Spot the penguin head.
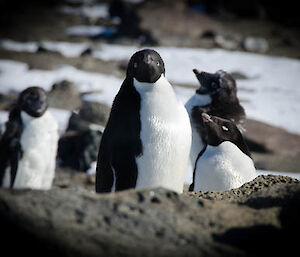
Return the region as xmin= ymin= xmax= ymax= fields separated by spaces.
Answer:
xmin=127 ymin=49 xmax=165 ymax=83
xmin=18 ymin=87 xmax=48 ymax=117
xmin=200 ymin=112 xmax=242 ymax=147
xmin=193 ymin=69 xmax=237 ymax=102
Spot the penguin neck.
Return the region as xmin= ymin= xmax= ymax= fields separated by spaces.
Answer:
xmin=194 ymin=93 xmax=212 ymax=107
xmin=134 ymin=74 xmax=173 ymax=93
xmin=133 ymin=74 xmax=181 ymax=119
xmin=21 ymin=111 xmax=43 ymax=125
xmin=134 ymin=74 xmax=178 ymax=105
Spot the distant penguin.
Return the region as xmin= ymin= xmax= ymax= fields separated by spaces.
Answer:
xmin=185 ymin=69 xmax=245 ymax=170
xmin=190 ymin=111 xmax=256 ymax=191
xmin=96 ymin=49 xmax=191 ymax=193
xmin=0 ymin=87 xmax=59 ymax=190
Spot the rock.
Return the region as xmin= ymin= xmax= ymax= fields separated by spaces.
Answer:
xmin=0 ymin=93 xmax=17 ymax=111
xmin=67 ymin=101 xmax=110 ymax=132
xmin=47 ymin=80 xmax=82 ymax=111
xmin=0 ymin=175 xmax=300 ymax=257
xmin=214 ymin=34 xmax=241 ymax=51
xmin=242 ymin=37 xmax=269 ymax=53
xmin=57 ymin=129 xmax=102 ymax=172
xmin=244 ymin=119 xmax=300 ymax=172
xmin=78 ymin=101 xmax=110 ymax=127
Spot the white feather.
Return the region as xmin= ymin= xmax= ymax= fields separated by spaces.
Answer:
xmin=3 ymin=111 xmax=59 ymax=190
xmin=184 ymin=93 xmax=212 ymax=170
xmin=193 ymin=141 xmax=257 ymax=191
xmin=134 ymin=75 xmax=191 ymax=193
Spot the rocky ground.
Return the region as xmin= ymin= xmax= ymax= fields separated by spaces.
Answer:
xmin=1 ymin=175 xmax=300 ymax=257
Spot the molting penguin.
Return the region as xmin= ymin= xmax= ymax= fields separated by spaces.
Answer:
xmin=0 ymin=87 xmax=59 ymax=190
xmin=190 ymin=111 xmax=256 ymax=191
xmin=96 ymin=49 xmax=191 ymax=193
xmin=185 ymin=69 xmax=245 ymax=172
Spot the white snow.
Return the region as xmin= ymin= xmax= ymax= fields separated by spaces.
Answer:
xmin=41 ymin=41 xmax=89 ymax=57
xmin=0 ymin=39 xmax=38 ymax=53
xmin=59 ymin=4 xmax=109 ymax=20
xmin=0 ymin=39 xmax=89 ymax=58
xmin=66 ymin=26 xmax=113 ymax=37
xmin=0 ymin=60 xmax=122 ymax=106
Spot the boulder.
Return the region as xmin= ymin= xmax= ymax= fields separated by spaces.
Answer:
xmin=0 ymin=175 xmax=300 ymax=257
xmin=67 ymin=101 xmax=110 ymax=131
xmin=47 ymin=80 xmax=82 ymax=111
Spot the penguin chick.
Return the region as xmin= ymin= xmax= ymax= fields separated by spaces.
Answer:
xmin=0 ymin=87 xmax=59 ymax=190
xmin=185 ymin=69 xmax=246 ymax=173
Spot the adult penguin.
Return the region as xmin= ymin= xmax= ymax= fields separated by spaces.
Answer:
xmin=96 ymin=49 xmax=191 ymax=193
xmin=0 ymin=87 xmax=58 ymax=190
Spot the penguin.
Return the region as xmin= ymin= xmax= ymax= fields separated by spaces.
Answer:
xmin=190 ymin=111 xmax=256 ymax=191
xmin=185 ymin=69 xmax=245 ymax=172
xmin=96 ymin=49 xmax=191 ymax=193
xmin=0 ymin=87 xmax=59 ymax=190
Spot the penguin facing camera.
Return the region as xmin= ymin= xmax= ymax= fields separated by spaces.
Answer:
xmin=189 ymin=111 xmax=256 ymax=192
xmin=96 ymin=49 xmax=191 ymax=193
xmin=185 ymin=69 xmax=246 ymax=173
xmin=0 ymin=87 xmax=59 ymax=190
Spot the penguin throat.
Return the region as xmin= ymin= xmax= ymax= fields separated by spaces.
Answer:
xmin=21 ymin=111 xmax=41 ymax=125
xmin=194 ymin=93 xmax=212 ymax=106
xmin=133 ymin=74 xmax=167 ymax=92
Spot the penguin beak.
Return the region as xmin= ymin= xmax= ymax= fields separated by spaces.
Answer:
xmin=201 ymin=113 xmax=213 ymax=123
xmin=143 ymin=54 xmax=152 ymax=64
xmin=193 ymin=69 xmax=202 ymax=75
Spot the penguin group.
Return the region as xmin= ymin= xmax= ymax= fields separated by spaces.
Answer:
xmin=0 ymin=48 xmax=256 ymax=193
xmin=96 ymin=49 xmax=256 ymax=193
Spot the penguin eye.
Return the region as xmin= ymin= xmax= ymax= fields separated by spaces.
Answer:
xmin=134 ymin=62 xmax=138 ymax=68
xmin=211 ymin=82 xmax=219 ymax=89
xmin=156 ymin=61 xmax=160 ymax=66
xmin=222 ymin=126 xmax=229 ymax=131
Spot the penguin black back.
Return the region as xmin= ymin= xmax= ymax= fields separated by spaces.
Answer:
xmin=0 ymin=87 xmax=48 ymax=188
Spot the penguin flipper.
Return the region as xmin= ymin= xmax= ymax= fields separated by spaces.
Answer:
xmin=0 ymin=113 xmax=23 ymax=187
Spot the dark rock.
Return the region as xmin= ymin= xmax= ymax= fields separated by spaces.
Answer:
xmin=57 ymin=129 xmax=102 ymax=172
xmin=47 ymin=80 xmax=82 ymax=111
xmin=0 ymin=93 xmax=17 ymax=111
xmin=67 ymin=101 xmax=110 ymax=132
xmin=0 ymin=175 xmax=299 ymax=257
xmin=78 ymin=101 xmax=110 ymax=127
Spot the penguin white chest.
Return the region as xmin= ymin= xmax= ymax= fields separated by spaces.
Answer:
xmin=194 ymin=141 xmax=257 ymax=191
xmin=185 ymin=94 xmax=212 ymax=169
xmin=3 ymin=111 xmax=59 ymax=189
xmin=134 ymin=76 xmax=191 ymax=193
